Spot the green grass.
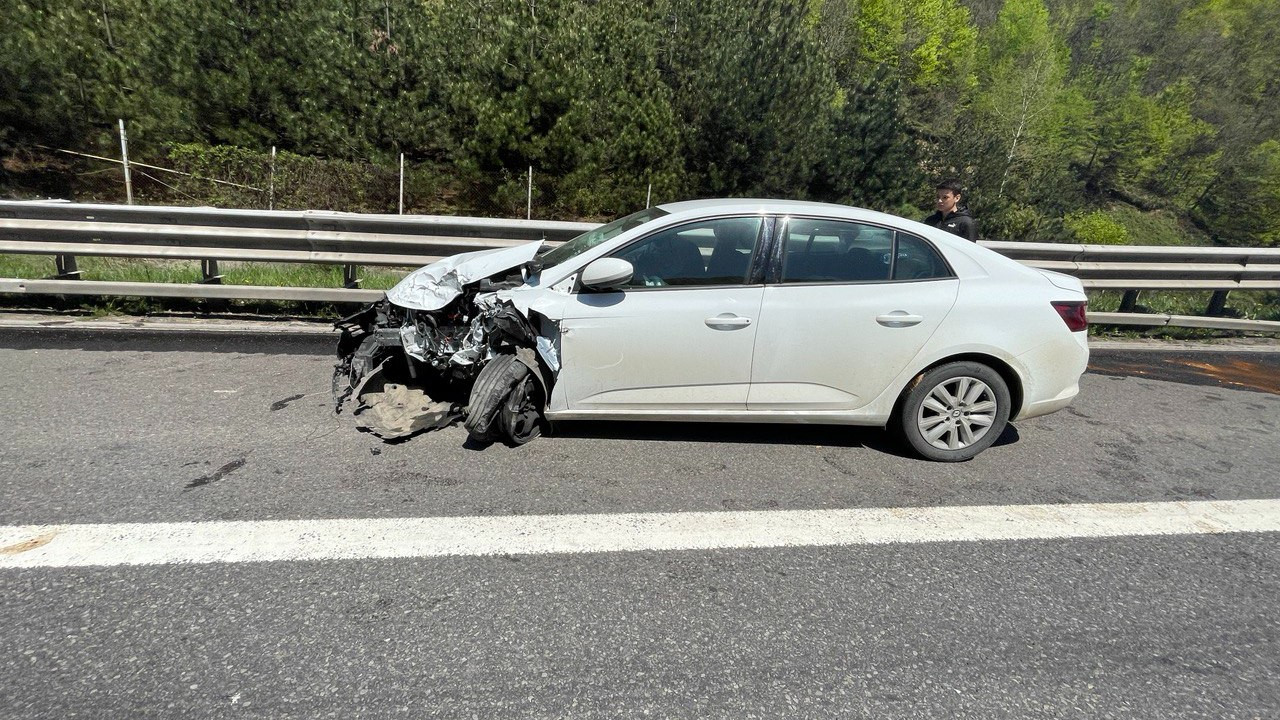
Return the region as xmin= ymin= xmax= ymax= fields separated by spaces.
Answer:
xmin=0 ymin=254 xmax=413 ymax=317
xmin=1087 ymin=289 xmax=1280 ymax=339
xmin=0 ymin=255 xmax=409 ymax=289
xmin=218 ymin=262 xmax=408 ymax=290
xmin=1088 ymin=289 xmax=1279 ymax=319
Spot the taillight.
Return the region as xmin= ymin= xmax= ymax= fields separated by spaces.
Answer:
xmin=1051 ymin=301 xmax=1088 ymax=332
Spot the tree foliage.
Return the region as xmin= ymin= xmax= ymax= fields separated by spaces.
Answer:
xmin=2 ymin=0 xmax=1279 ymax=246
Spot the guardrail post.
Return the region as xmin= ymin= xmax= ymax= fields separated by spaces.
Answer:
xmin=200 ymin=259 xmax=223 ymax=284
xmin=343 ymin=264 xmax=361 ymax=288
xmin=1118 ymin=290 xmax=1139 ymax=313
xmin=1206 ymin=290 xmax=1230 ymax=316
xmin=54 ymin=254 xmax=80 ymax=279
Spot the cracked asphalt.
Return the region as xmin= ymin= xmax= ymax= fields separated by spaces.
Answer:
xmin=1 ymin=327 xmax=1278 ymax=718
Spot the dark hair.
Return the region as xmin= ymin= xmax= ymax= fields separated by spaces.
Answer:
xmin=936 ymin=179 xmax=963 ymax=197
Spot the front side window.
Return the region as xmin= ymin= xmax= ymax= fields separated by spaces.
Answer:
xmin=780 ymin=218 xmax=893 ymax=283
xmin=611 ymin=216 xmax=763 ymax=288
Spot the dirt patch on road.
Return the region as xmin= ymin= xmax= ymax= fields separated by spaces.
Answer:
xmin=1089 ymin=352 xmax=1280 ymax=395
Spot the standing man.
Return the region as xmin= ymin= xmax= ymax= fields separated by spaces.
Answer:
xmin=923 ymin=179 xmax=978 ymax=242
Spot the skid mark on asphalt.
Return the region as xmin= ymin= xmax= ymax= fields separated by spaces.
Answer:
xmin=1 ymin=499 xmax=1278 ymax=569
xmin=184 ymin=458 xmax=247 ymax=491
xmin=269 ymin=394 xmax=306 ymax=411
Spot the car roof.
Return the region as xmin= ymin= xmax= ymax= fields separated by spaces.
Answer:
xmin=655 ymin=198 xmax=910 ymax=228
xmin=657 ymin=198 xmax=854 ymax=213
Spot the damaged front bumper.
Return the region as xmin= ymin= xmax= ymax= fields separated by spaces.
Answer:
xmin=332 ymin=242 xmax=560 ymax=442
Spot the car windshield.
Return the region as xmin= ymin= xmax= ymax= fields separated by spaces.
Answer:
xmin=537 ymin=207 xmax=669 ymax=270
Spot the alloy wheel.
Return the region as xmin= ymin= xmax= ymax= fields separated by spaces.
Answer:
xmin=915 ymin=376 xmax=998 ymax=451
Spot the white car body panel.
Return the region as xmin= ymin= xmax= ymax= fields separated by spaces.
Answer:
xmin=747 ymin=278 xmax=959 ymax=410
xmin=385 ymin=198 xmax=1089 ymax=432
xmin=387 ymin=241 xmax=542 ymax=311
xmin=558 ymin=286 xmax=765 ymax=409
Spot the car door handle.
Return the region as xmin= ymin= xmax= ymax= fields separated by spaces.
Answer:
xmin=705 ymin=314 xmax=752 ymax=330
xmin=876 ymin=311 xmax=924 ymax=328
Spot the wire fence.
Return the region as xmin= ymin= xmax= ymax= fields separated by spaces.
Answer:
xmin=12 ymin=121 xmax=660 ymax=224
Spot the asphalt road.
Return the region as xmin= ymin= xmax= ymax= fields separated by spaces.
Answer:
xmin=1 ymin=328 xmax=1278 ymax=718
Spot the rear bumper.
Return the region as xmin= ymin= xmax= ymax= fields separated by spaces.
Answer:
xmin=1018 ymin=382 xmax=1080 ymax=420
xmin=1013 ymin=331 xmax=1089 ymax=420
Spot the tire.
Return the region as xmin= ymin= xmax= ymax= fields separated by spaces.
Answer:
xmin=896 ymin=361 xmax=1011 ymax=462
xmin=464 ymin=354 xmax=543 ymax=445
xmin=500 ymin=373 xmax=544 ymax=445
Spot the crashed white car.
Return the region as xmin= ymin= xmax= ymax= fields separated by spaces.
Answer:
xmin=334 ymin=199 xmax=1089 ymax=461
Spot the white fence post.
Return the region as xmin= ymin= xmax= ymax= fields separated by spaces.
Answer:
xmin=268 ymin=146 xmax=276 ymax=211
xmin=118 ymin=119 xmax=133 ymax=205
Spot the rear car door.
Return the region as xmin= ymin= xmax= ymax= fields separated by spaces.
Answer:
xmin=747 ymin=216 xmax=960 ymax=411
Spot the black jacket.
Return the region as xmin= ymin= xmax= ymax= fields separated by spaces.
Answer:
xmin=923 ymin=207 xmax=978 ymax=242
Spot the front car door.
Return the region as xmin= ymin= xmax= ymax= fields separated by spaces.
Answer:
xmin=557 ymin=215 xmax=768 ymax=412
xmin=747 ymin=216 xmax=960 ymax=411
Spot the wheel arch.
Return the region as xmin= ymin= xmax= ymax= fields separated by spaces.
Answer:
xmin=892 ymin=352 xmax=1025 ymax=422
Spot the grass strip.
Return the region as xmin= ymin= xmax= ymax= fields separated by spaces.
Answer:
xmin=0 ymin=254 xmax=411 ymax=317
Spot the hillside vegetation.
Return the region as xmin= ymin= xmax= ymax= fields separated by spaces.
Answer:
xmin=2 ymin=0 xmax=1279 ymax=249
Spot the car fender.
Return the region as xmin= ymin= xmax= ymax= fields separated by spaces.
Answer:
xmin=863 ymin=341 xmax=1032 ymax=423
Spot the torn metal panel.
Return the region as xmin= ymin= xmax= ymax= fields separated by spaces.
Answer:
xmin=398 ymin=324 xmax=428 ymax=362
xmin=332 ymin=316 xmax=407 ymax=410
xmin=511 ymin=346 xmax=546 ymax=401
xmin=536 ymin=335 xmax=560 ymax=373
xmin=385 ymin=241 xmax=543 ymax=311
xmin=351 ymin=358 xmax=392 ymax=398
xmin=355 ymin=383 xmax=458 ymax=440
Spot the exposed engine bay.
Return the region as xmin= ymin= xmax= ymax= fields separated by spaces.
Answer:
xmin=332 ymin=242 xmax=559 ymax=444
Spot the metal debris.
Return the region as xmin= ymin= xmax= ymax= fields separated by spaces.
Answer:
xmin=354 ymin=384 xmax=459 ymax=440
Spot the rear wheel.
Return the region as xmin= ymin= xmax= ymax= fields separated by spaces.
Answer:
xmin=897 ymin=361 xmax=1010 ymax=462
xmin=464 ymin=354 xmax=544 ymax=445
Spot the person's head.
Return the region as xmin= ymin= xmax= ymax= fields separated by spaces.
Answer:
xmin=935 ymin=180 xmax=963 ymax=215
xmin=713 ymin=218 xmax=758 ymax=248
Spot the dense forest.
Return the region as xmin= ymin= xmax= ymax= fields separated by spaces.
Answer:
xmin=2 ymin=0 xmax=1279 ymax=248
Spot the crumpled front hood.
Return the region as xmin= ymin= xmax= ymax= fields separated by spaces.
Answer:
xmin=385 ymin=241 xmax=543 ymax=311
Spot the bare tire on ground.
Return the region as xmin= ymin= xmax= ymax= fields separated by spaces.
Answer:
xmin=464 ymin=354 xmax=542 ymax=445
xmin=896 ymin=361 xmax=1011 ymax=462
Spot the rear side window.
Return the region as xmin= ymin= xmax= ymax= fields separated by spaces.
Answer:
xmin=891 ymin=233 xmax=951 ymax=280
xmin=780 ymin=218 xmax=893 ymax=283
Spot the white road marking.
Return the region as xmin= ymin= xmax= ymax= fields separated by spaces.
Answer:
xmin=1 ymin=499 xmax=1277 ymax=569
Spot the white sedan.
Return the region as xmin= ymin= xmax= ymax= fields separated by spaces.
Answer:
xmin=335 ymin=199 xmax=1089 ymax=461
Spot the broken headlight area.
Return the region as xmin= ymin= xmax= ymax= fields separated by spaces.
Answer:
xmin=332 ymin=292 xmax=553 ymax=444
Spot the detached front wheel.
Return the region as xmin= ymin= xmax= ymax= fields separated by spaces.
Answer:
xmin=897 ymin=361 xmax=1010 ymax=462
xmin=464 ymin=354 xmax=544 ymax=445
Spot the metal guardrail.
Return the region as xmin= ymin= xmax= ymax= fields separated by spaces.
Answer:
xmin=985 ymin=241 xmax=1280 ymax=287
xmin=1 ymin=200 xmax=1277 ymax=332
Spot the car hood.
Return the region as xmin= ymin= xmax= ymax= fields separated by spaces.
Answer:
xmin=385 ymin=241 xmax=543 ymax=311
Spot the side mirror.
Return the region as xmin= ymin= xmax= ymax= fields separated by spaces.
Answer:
xmin=580 ymin=257 xmax=634 ymax=291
